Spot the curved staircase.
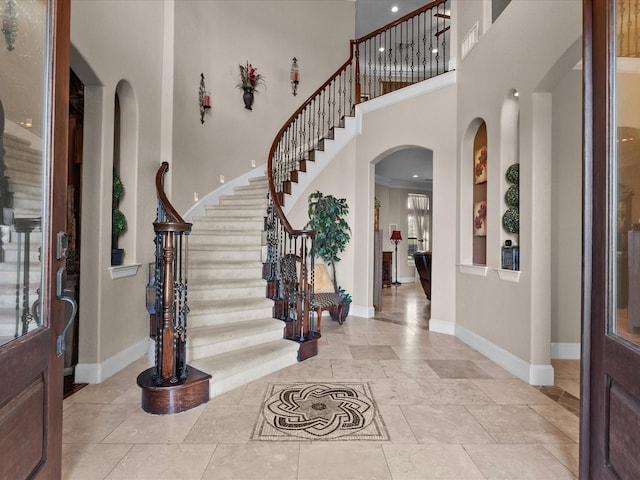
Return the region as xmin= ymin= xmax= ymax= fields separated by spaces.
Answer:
xmin=185 ymin=176 xmax=298 ymax=398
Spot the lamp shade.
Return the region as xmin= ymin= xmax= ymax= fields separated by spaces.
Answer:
xmin=390 ymin=230 xmax=402 ymax=241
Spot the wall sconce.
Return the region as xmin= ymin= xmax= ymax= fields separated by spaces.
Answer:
xmin=2 ymin=0 xmax=18 ymax=51
xmin=199 ymin=73 xmax=211 ymax=124
xmin=290 ymin=57 xmax=299 ymax=96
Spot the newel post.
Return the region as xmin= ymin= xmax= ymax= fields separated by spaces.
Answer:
xmin=137 ymin=162 xmax=211 ymax=415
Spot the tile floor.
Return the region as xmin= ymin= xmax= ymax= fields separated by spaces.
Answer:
xmin=62 ymin=283 xmax=581 ymax=479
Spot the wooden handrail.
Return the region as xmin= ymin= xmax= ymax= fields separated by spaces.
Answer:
xmin=154 ymin=161 xmax=192 ymax=233
xmin=264 ymin=0 xmax=450 ymax=358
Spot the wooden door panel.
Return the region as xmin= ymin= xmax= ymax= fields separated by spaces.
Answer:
xmin=608 ymin=379 xmax=640 ymax=478
xmin=0 ymin=0 xmax=69 ymax=477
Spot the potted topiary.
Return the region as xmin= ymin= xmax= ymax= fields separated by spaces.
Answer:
xmin=111 ymin=170 xmax=127 ymax=266
xmin=306 ymin=190 xmax=352 ymax=322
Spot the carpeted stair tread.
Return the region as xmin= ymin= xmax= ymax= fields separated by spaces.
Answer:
xmin=189 ymin=339 xmax=299 ymax=397
xmin=188 ymin=317 xmax=285 ymax=352
xmin=189 ymin=296 xmax=273 ymax=313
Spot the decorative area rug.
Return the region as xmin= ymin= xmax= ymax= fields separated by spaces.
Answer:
xmin=252 ymin=382 xmax=389 ymax=441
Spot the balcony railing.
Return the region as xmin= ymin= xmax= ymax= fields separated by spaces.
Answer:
xmin=265 ymin=0 xmax=451 ymax=354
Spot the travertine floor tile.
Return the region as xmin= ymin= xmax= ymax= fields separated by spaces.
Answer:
xmin=350 ymin=344 xmax=399 ymax=360
xmin=62 ymin=443 xmax=132 ymax=480
xmin=379 ymin=359 xmax=439 ymax=379
xmin=383 ymin=444 xmax=486 ymax=479
xmin=102 ymin=404 xmax=205 ymax=444
xmin=378 ymin=405 xmax=418 ymax=443
xmin=202 ymin=443 xmax=299 ymax=480
xmin=426 ymin=359 xmax=493 ymax=379
xmin=418 ymin=379 xmax=495 ymax=405
xmin=529 ymin=404 xmax=580 ymax=442
xmin=104 ymin=444 xmax=214 ymax=480
xmin=466 ymin=404 xmax=574 ymax=444
xmin=298 ymin=443 xmax=392 ymax=480
xmin=464 ymin=444 xmax=576 ymax=479
xmin=370 ymin=378 xmax=430 ymax=405
xmin=63 ymin=404 xmax=139 ymax=444
xmin=543 ymin=443 xmax=580 ymax=476
xmin=331 ymin=359 xmax=387 ymax=379
xmin=183 ymin=404 xmax=260 ymax=444
xmin=472 ymin=379 xmax=557 ymax=404
xmin=401 ymin=404 xmax=494 ymax=444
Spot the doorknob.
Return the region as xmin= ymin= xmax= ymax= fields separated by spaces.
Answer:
xmin=56 ymin=266 xmax=77 ymax=357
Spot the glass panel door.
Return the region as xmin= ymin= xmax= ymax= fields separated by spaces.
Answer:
xmin=0 ymin=0 xmax=49 ymax=346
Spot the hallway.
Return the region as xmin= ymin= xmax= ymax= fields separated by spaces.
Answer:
xmin=62 ymin=284 xmax=580 ymax=479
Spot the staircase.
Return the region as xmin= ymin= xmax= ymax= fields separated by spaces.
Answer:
xmin=185 ymin=176 xmax=298 ymax=398
xmin=0 ymin=132 xmax=43 ymax=342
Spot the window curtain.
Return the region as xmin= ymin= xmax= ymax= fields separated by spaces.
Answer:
xmin=410 ymin=194 xmax=430 ymax=251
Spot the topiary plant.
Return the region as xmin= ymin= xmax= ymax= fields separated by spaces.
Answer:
xmin=306 ymin=190 xmax=351 ymax=292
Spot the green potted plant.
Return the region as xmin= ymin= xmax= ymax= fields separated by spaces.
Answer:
xmin=306 ymin=190 xmax=352 ymax=322
xmin=111 ymin=170 xmax=127 ymax=265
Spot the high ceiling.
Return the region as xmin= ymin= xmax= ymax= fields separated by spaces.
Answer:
xmin=357 ymin=1 xmax=435 ymax=191
xmin=356 ymin=0 xmax=432 ymax=38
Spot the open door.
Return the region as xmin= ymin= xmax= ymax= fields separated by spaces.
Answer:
xmin=582 ymin=0 xmax=640 ymax=477
xmin=0 ymin=0 xmax=70 ymax=477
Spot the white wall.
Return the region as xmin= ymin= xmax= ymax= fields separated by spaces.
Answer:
xmin=455 ymin=0 xmax=582 ymax=383
xmin=171 ymin=0 xmax=355 ymax=214
xmin=551 ymin=68 xmax=582 ymax=348
xmin=71 ymin=0 xmax=167 ymax=379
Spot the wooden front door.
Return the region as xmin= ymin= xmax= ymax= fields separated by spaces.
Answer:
xmin=583 ymin=1 xmax=640 ymax=478
xmin=0 ymin=0 xmax=70 ymax=478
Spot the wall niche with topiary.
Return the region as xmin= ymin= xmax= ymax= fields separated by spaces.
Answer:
xmin=501 ymin=163 xmax=520 ymax=270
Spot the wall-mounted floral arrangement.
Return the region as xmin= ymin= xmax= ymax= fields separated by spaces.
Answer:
xmin=502 ymin=163 xmax=519 ymax=234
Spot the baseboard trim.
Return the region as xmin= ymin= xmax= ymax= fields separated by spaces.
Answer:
xmin=551 ymin=342 xmax=581 ymax=360
xmin=453 ymin=323 xmax=554 ymax=386
xmin=75 ymin=337 xmax=148 ymax=384
xmin=352 ymin=304 xmax=375 ymax=318
xmin=428 ymin=318 xmax=455 ymax=335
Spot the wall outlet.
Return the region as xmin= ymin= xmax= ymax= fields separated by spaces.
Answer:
xmin=220 ymin=175 xmax=225 ymax=183
xmin=251 ymin=160 xmax=256 ymax=168
xmin=193 ymin=192 xmax=198 ymax=202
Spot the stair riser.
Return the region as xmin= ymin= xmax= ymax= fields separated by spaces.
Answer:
xmin=189 ymin=285 xmax=266 ymax=301
xmin=187 ymin=329 xmax=284 ymax=361
xmin=189 ymin=249 xmax=261 ymax=262
xmin=219 ymin=198 xmax=268 ymax=207
xmin=188 ymin=307 xmax=274 ymax=327
xmin=204 ymin=207 xmax=266 ymax=218
xmin=191 ymin=220 xmax=263 ymax=232
xmin=189 ymin=234 xmax=262 ymax=246
xmin=189 ymin=267 xmax=263 ymax=281
xmin=206 ymin=351 xmax=297 ymax=398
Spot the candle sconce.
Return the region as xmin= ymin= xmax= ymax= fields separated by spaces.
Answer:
xmin=290 ymin=57 xmax=299 ymax=96
xmin=199 ymin=73 xmax=211 ymax=124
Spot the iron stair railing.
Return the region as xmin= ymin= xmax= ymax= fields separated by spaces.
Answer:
xmin=265 ymin=0 xmax=451 ymax=355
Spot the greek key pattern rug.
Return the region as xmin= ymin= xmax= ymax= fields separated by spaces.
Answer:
xmin=251 ymin=382 xmax=389 ymax=441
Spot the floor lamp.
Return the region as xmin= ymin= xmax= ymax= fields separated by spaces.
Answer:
xmin=390 ymin=230 xmax=402 ymax=286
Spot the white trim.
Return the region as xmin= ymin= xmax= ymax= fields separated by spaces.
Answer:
xmin=551 ymin=342 xmax=581 ymax=360
xmin=495 ymin=268 xmax=521 ymax=282
xmin=529 ymin=364 xmax=555 ymax=386
xmin=109 ymin=263 xmax=141 ymax=279
xmin=183 ymin=165 xmax=268 ymax=221
xmin=455 ymin=323 xmax=554 ymax=385
xmin=75 ymin=337 xmax=149 ymax=383
xmin=356 ymin=71 xmax=457 ymax=117
xmin=458 ymin=264 xmax=488 ymax=276
xmin=428 ymin=318 xmax=455 ymax=335
xmin=352 ymin=304 xmax=375 ymax=318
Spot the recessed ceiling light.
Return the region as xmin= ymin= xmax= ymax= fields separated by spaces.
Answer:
xmin=391 ymin=6 xmax=399 ymax=13
xmin=412 ymin=174 xmax=419 ymax=178
xmin=431 ymin=48 xmax=438 ymax=53
xmin=379 ymin=47 xmax=385 ymax=52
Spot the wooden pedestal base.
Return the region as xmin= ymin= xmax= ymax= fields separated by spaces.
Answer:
xmin=295 ymin=333 xmax=320 ymax=361
xmin=137 ymin=365 xmax=211 ymax=415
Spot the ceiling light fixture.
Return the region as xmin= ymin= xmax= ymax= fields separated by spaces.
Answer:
xmin=412 ymin=174 xmax=419 ymax=178
xmin=514 ymin=91 xmax=519 ymax=97
xmin=379 ymin=47 xmax=385 ymax=52
xmin=391 ymin=6 xmax=399 ymax=13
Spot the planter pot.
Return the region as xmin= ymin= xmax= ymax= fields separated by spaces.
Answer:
xmin=331 ymin=301 xmax=351 ymax=323
xmin=242 ymin=87 xmax=254 ymax=110
xmin=111 ymin=248 xmax=124 ymax=266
